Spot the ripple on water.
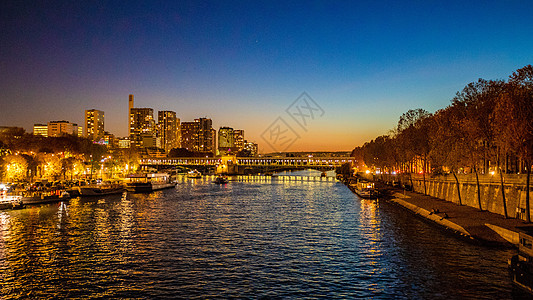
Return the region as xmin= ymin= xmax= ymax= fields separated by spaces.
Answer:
xmin=0 ymin=174 xmax=522 ymax=298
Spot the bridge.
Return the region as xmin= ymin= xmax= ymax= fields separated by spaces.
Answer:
xmin=140 ymin=156 xmax=355 ymax=174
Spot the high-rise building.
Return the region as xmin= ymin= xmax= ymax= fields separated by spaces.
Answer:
xmin=196 ymin=118 xmax=214 ymax=154
xmin=129 ymin=108 xmax=155 ymax=148
xmin=180 ymin=118 xmax=215 ymax=155
xmin=181 ymin=121 xmax=199 ymax=151
xmin=158 ymin=111 xmax=179 ymax=152
xmin=33 ymin=124 xmax=48 ymax=137
xmin=218 ymin=127 xmax=235 ymax=155
xmin=129 ymin=94 xmax=134 ymax=111
xmin=48 ymin=120 xmax=78 ymax=137
xmin=234 ymin=129 xmax=244 ymax=151
xmin=85 ymin=109 xmax=105 ymax=141
xmin=211 ymin=128 xmax=216 ymax=155
xmin=244 ymin=140 xmax=259 ymax=157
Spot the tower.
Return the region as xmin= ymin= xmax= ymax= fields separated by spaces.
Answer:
xmin=85 ymin=109 xmax=105 ymax=141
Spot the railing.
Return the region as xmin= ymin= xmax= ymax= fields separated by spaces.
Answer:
xmin=141 ymin=157 xmax=355 ymax=167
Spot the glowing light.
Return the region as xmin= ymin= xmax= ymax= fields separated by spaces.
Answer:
xmin=490 ymin=171 xmax=495 ymax=176
xmin=365 ymin=170 xmax=370 ymax=174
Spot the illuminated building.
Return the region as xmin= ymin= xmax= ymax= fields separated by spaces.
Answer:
xmin=211 ymin=128 xmax=216 ymax=155
xmin=196 ymin=118 xmax=214 ymax=154
xmin=129 ymin=108 xmax=155 ymax=148
xmin=118 ymin=137 xmax=131 ymax=148
xmin=181 ymin=121 xmax=198 ymax=151
xmin=102 ymin=131 xmax=116 ymax=147
xmin=180 ymin=118 xmax=215 ymax=155
xmin=218 ymin=127 xmax=235 ymax=155
xmin=234 ymin=129 xmax=244 ymax=151
xmin=158 ymin=111 xmax=179 ymax=152
xmin=47 ymin=120 xmax=79 ymax=137
xmin=244 ymin=140 xmax=259 ymax=157
xmin=33 ymin=124 xmax=48 ymax=137
xmin=85 ymin=109 xmax=105 ymax=141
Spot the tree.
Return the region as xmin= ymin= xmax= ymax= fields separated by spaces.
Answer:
xmin=494 ymin=65 xmax=533 ymax=222
xmin=395 ymin=109 xmax=432 ymax=193
xmin=450 ymin=78 xmax=505 ymax=210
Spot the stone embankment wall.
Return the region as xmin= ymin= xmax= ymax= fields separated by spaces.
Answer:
xmin=372 ymin=173 xmax=533 ymax=219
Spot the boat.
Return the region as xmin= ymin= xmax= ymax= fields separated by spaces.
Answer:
xmin=21 ymin=190 xmax=71 ymax=205
xmin=214 ymin=176 xmax=229 ymax=184
xmin=350 ymin=180 xmax=379 ymax=199
xmin=187 ymin=169 xmax=202 ymax=179
xmin=0 ymin=195 xmax=24 ymax=210
xmin=125 ymin=173 xmax=176 ymax=193
xmin=77 ymin=183 xmax=125 ymax=196
xmin=509 ymin=227 xmax=533 ymax=294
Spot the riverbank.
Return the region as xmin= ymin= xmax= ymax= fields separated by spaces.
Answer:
xmin=348 ymin=179 xmax=529 ymax=247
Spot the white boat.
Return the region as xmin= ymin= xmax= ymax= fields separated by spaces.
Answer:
xmin=125 ymin=173 xmax=176 ymax=193
xmin=0 ymin=195 xmax=24 ymax=210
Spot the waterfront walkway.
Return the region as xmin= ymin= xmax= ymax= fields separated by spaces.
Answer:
xmin=374 ymin=182 xmax=529 ymax=247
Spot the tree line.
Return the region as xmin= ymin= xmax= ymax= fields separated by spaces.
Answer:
xmin=351 ymin=65 xmax=533 ymax=220
xmin=0 ymin=129 xmax=139 ymax=182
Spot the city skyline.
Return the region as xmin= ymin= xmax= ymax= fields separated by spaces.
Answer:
xmin=1 ymin=1 xmax=533 ymax=151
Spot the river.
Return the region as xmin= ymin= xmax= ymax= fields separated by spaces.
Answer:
xmin=0 ymin=170 xmax=527 ymax=299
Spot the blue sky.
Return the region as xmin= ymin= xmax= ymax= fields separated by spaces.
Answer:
xmin=1 ymin=0 xmax=532 ymax=151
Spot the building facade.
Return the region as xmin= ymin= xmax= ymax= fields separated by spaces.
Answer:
xmin=234 ymin=129 xmax=244 ymax=151
xmin=47 ymin=120 xmax=79 ymax=137
xmin=180 ymin=118 xmax=215 ymax=155
xmin=33 ymin=124 xmax=48 ymax=137
xmin=218 ymin=127 xmax=235 ymax=155
xmin=85 ymin=109 xmax=105 ymax=141
xmin=158 ymin=111 xmax=179 ymax=152
xmin=129 ymin=108 xmax=155 ymax=148
xmin=244 ymin=140 xmax=259 ymax=157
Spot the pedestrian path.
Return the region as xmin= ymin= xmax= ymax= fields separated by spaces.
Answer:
xmin=376 ymin=183 xmax=528 ymax=247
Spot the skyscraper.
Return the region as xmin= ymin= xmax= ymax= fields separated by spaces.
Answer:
xmin=233 ymin=129 xmax=244 ymax=151
xmin=218 ymin=127 xmax=235 ymax=155
xmin=85 ymin=109 xmax=105 ymax=141
xmin=129 ymin=108 xmax=155 ymax=148
xmin=180 ymin=118 xmax=215 ymax=155
xmin=181 ymin=121 xmax=199 ymax=151
xmin=158 ymin=111 xmax=179 ymax=152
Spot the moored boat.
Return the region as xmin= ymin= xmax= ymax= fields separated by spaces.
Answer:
xmin=0 ymin=195 xmax=24 ymax=210
xmin=125 ymin=173 xmax=176 ymax=193
xmin=77 ymin=183 xmax=125 ymax=196
xmin=21 ymin=190 xmax=71 ymax=205
xmin=350 ymin=180 xmax=379 ymax=199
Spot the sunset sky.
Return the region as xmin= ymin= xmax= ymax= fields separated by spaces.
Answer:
xmin=1 ymin=1 xmax=532 ymax=152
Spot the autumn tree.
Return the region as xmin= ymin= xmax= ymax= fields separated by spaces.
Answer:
xmin=494 ymin=65 xmax=533 ymax=222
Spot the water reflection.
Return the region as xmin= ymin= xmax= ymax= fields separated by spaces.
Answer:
xmin=0 ymin=171 xmax=525 ymax=298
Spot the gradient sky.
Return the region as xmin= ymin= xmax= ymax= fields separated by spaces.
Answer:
xmin=1 ymin=1 xmax=532 ymax=152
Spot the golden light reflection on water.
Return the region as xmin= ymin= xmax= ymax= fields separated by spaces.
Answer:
xmin=359 ymin=199 xmax=383 ymax=274
xmin=0 ymin=176 xmax=517 ymax=298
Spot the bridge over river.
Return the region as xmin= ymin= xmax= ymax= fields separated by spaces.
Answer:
xmin=140 ymin=156 xmax=355 ymax=174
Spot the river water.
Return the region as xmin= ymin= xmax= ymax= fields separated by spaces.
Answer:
xmin=0 ymin=170 xmax=526 ymax=299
